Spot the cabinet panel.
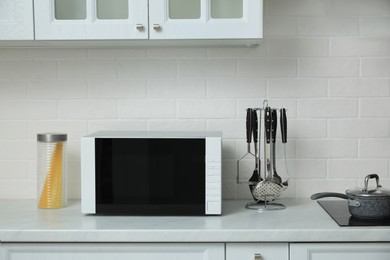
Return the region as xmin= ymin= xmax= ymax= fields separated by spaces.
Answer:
xmin=1 ymin=243 xmax=224 ymax=260
xmin=226 ymin=243 xmax=289 ymax=260
xmin=149 ymin=0 xmax=262 ymax=40
xmin=34 ymin=0 xmax=148 ymax=40
xmin=0 ymin=0 xmax=34 ymax=40
xmin=290 ymin=243 xmax=390 ymax=260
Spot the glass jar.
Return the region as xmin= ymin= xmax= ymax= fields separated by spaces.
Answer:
xmin=37 ymin=133 xmax=67 ymax=209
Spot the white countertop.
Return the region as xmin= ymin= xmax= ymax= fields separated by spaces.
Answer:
xmin=0 ymin=199 xmax=389 ymax=243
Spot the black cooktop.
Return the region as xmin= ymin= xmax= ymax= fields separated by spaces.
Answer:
xmin=318 ymin=200 xmax=390 ymax=227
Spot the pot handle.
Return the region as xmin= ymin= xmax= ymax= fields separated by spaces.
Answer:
xmin=363 ymin=174 xmax=382 ymax=192
xmin=310 ymin=192 xmax=348 ymax=200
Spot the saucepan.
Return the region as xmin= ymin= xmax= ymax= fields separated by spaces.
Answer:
xmin=311 ymin=174 xmax=390 ymax=220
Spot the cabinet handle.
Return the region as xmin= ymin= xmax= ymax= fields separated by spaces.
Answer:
xmin=153 ymin=24 xmax=161 ymax=31
xmin=136 ymin=24 xmax=144 ymax=31
xmin=254 ymin=253 xmax=262 ymax=260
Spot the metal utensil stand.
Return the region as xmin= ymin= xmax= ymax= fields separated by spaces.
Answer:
xmin=245 ymin=200 xmax=286 ymax=211
xmin=238 ymin=100 xmax=289 ymax=211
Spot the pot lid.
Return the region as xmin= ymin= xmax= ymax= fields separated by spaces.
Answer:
xmin=347 ymin=187 xmax=390 ymax=197
xmin=346 ymin=174 xmax=390 ymax=197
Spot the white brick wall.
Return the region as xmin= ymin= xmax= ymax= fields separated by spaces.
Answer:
xmin=0 ymin=0 xmax=389 ymax=200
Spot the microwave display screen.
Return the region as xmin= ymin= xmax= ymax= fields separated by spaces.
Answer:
xmin=95 ymin=138 xmax=206 ymax=215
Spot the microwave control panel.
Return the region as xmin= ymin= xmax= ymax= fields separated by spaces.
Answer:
xmin=205 ymin=137 xmax=222 ymax=215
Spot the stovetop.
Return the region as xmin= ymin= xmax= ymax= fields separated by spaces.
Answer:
xmin=317 ymin=200 xmax=390 ymax=227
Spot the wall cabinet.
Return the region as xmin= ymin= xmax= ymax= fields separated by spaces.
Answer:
xmin=290 ymin=243 xmax=390 ymax=260
xmin=149 ymin=0 xmax=263 ymax=40
xmin=0 ymin=0 xmax=33 ymax=40
xmin=34 ymin=0 xmax=149 ymax=40
xmin=34 ymin=0 xmax=262 ymax=40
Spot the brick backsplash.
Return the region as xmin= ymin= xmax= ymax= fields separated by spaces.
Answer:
xmin=0 ymin=0 xmax=389 ymax=200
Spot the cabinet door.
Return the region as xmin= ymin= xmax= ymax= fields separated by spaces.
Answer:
xmin=34 ymin=0 xmax=148 ymax=40
xmin=0 ymin=0 xmax=33 ymax=40
xmin=226 ymin=243 xmax=289 ymax=260
xmin=290 ymin=243 xmax=390 ymax=260
xmin=0 ymin=243 xmax=224 ymax=260
xmin=149 ymin=0 xmax=263 ymax=40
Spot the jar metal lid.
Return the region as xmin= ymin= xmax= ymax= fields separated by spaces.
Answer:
xmin=37 ymin=133 xmax=67 ymax=142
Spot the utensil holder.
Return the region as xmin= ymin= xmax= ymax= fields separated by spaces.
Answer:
xmin=37 ymin=133 xmax=68 ymax=209
xmin=237 ymin=100 xmax=289 ymax=208
xmin=245 ymin=200 xmax=286 ymax=211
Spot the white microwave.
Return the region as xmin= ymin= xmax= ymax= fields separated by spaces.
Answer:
xmin=81 ymin=131 xmax=222 ymax=216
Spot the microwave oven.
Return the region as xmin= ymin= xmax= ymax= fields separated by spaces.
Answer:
xmin=81 ymin=131 xmax=222 ymax=216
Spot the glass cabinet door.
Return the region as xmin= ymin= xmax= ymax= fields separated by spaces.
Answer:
xmin=34 ymin=0 xmax=148 ymax=40
xmin=149 ymin=0 xmax=262 ymax=40
xmin=0 ymin=0 xmax=34 ymax=40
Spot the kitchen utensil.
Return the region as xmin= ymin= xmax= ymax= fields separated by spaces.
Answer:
xmin=280 ymin=108 xmax=289 ymax=187
xmin=248 ymin=109 xmax=260 ymax=193
xmin=271 ymin=109 xmax=282 ymax=184
xmin=257 ymin=108 xmax=262 ymax=181
xmin=252 ymin=106 xmax=284 ymax=202
xmin=237 ymin=108 xmax=256 ymax=184
xmin=311 ymin=174 xmax=390 ymax=220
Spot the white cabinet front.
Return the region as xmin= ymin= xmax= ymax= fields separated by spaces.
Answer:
xmin=33 ymin=0 xmax=262 ymax=41
xmin=149 ymin=0 xmax=263 ymax=39
xmin=226 ymin=243 xmax=289 ymax=260
xmin=290 ymin=243 xmax=390 ymax=260
xmin=0 ymin=0 xmax=34 ymax=40
xmin=34 ymin=0 xmax=148 ymax=40
xmin=1 ymin=243 xmax=225 ymax=260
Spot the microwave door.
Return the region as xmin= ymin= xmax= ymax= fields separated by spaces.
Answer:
xmin=94 ymin=138 xmax=206 ymax=215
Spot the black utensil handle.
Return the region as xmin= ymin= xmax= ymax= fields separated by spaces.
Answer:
xmin=310 ymin=192 xmax=348 ymax=200
xmin=271 ymin=109 xmax=277 ymax=143
xmin=246 ymin=108 xmax=252 ymax=144
xmin=264 ymin=107 xmax=271 ymax=144
xmin=280 ymin=108 xmax=287 ymax=143
xmin=252 ymin=110 xmax=258 ymax=143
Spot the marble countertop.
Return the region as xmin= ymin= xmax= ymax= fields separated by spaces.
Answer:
xmin=0 ymin=199 xmax=389 ymax=243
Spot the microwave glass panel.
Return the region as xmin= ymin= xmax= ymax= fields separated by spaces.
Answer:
xmin=96 ymin=0 xmax=129 ymax=19
xmin=54 ymin=0 xmax=87 ymax=20
xmin=95 ymin=138 xmax=206 ymax=215
xmin=168 ymin=0 xmax=201 ymax=19
xmin=211 ymin=0 xmax=243 ymax=19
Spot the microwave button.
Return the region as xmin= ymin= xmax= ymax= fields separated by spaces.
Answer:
xmin=207 ymin=162 xmax=221 ymax=167
xmin=207 ymin=168 xmax=219 ymax=175
xmin=206 ymin=190 xmax=221 ymax=198
xmin=207 ymin=189 xmax=220 ymax=195
xmin=207 ymin=168 xmax=221 ymax=176
xmin=207 ymin=176 xmax=220 ymax=183
xmin=207 ymin=183 xmax=221 ymax=190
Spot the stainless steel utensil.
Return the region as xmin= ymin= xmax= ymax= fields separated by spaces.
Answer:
xmin=237 ymin=108 xmax=256 ymax=184
xmin=280 ymin=108 xmax=289 ymax=187
xmin=271 ymin=109 xmax=282 ymax=184
xmin=252 ymin=106 xmax=284 ymax=202
xmin=248 ymin=109 xmax=260 ymax=193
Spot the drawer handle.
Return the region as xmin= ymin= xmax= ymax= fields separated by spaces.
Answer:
xmin=153 ymin=24 xmax=161 ymax=31
xmin=136 ymin=24 xmax=144 ymax=31
xmin=254 ymin=253 xmax=262 ymax=260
